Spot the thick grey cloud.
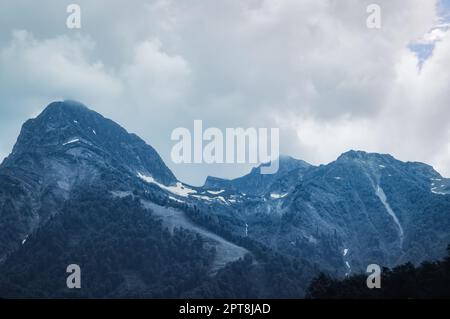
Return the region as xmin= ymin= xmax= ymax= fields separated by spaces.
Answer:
xmin=0 ymin=0 xmax=449 ymax=185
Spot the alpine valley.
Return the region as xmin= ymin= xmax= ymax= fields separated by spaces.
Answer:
xmin=1 ymin=101 xmax=449 ymax=298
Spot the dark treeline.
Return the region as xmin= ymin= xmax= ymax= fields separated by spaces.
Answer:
xmin=0 ymin=190 xmax=214 ymax=298
xmin=139 ymin=189 xmax=319 ymax=298
xmin=307 ymin=245 xmax=450 ymax=299
xmin=0 ymin=187 xmax=316 ymax=298
xmin=10 ymin=183 xmax=449 ymax=299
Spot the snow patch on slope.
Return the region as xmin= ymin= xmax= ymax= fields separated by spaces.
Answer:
xmin=137 ymin=172 xmax=196 ymax=197
xmin=207 ymin=190 xmax=224 ymax=195
xmin=191 ymin=195 xmax=213 ymax=201
xmin=63 ymin=138 xmax=80 ymax=146
xmin=375 ymin=185 xmax=404 ymax=245
xmin=21 ymin=235 xmax=29 ymax=245
xmin=430 ymin=178 xmax=448 ymax=195
xmin=431 ymin=189 xmax=446 ymax=195
xmin=270 ymin=193 xmax=288 ymax=199
xmin=169 ymin=196 xmax=185 ymax=203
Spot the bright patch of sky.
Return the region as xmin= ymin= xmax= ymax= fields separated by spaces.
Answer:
xmin=409 ymin=0 xmax=450 ymax=66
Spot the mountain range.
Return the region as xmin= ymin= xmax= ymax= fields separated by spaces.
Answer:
xmin=0 ymin=100 xmax=449 ymax=298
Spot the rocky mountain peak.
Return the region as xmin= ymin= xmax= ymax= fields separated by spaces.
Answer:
xmin=2 ymin=100 xmax=177 ymax=186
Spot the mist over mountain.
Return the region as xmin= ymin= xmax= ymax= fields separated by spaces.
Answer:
xmin=1 ymin=101 xmax=449 ymax=298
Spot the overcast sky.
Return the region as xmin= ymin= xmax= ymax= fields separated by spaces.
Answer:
xmin=1 ymin=0 xmax=450 ymax=185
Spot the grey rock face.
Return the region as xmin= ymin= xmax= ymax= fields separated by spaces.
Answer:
xmin=229 ymin=150 xmax=450 ymax=276
xmin=204 ymin=155 xmax=312 ymax=196
xmin=0 ymin=100 xmax=177 ymax=260
xmin=1 ymin=101 xmax=450 ymax=285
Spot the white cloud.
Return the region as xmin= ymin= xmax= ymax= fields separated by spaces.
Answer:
xmin=0 ymin=30 xmax=122 ymax=162
xmin=0 ymin=30 xmax=122 ymax=100
xmin=0 ymin=0 xmax=449 ymax=184
xmin=416 ymin=28 xmax=448 ymax=44
xmin=122 ymin=38 xmax=191 ymax=107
